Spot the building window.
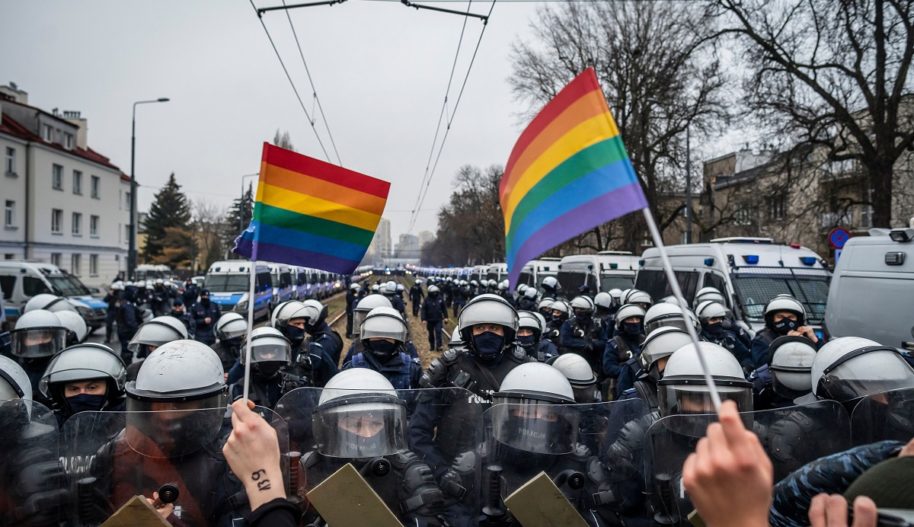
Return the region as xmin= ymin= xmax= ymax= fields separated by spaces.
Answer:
xmin=72 ymin=212 xmax=82 ymax=236
xmin=4 ymin=147 xmax=14 ymax=176
xmin=4 ymin=200 xmax=14 ymax=229
xmin=91 ymin=175 xmax=100 ymax=198
xmin=767 ymin=195 xmax=786 ymax=221
xmin=4 ymin=254 xmax=14 ymax=260
xmin=124 ymin=225 xmax=131 ymax=243
xmin=125 ymin=191 xmax=131 ymax=210
xmin=51 ymin=209 xmax=63 ymax=234
xmin=64 ymin=133 xmax=74 ymax=150
xmin=73 ymin=170 xmax=83 ymax=195
xmin=52 ymin=164 xmax=63 ymax=190
xmin=71 ymin=254 xmax=81 ymax=276
xmin=90 ymin=215 xmax=99 ymax=237
xmin=90 ymin=254 xmax=99 ymax=276
xmin=734 ymin=205 xmax=753 ymax=226
xmin=42 ymin=124 xmax=53 ymax=142
xmin=51 ymin=253 xmax=61 ymax=267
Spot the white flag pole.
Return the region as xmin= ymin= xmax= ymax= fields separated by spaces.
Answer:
xmin=641 ymin=208 xmax=723 ymax=412
xmin=242 ymin=258 xmax=257 ymax=402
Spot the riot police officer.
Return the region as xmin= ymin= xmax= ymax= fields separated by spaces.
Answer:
xmin=517 ymin=310 xmax=558 ymax=362
xmin=559 ymin=296 xmax=606 ymax=373
xmin=752 ymin=336 xmax=817 ymax=410
xmin=115 ymin=288 xmax=142 ymax=363
xmin=301 ymin=298 xmax=344 ymax=365
xmin=229 ymin=327 xmax=291 ymax=408
xmin=410 ymin=293 xmax=531 ymax=475
xmin=346 ymin=282 xmax=361 ymax=338
xmin=808 ymin=336 xmax=914 ymax=405
xmin=286 ymin=302 xmax=338 ymax=387
xmin=39 ymin=342 xmax=126 ymax=425
xmin=540 ymin=275 xmax=561 ymax=299
xmin=421 ymin=285 xmax=448 ymax=352
xmin=517 ymin=286 xmax=539 ymax=312
xmin=125 ymin=315 xmax=189 ymax=381
xmin=343 ymin=306 xmax=421 ymax=389
xmin=8 ymin=310 xmax=68 ymax=406
xmin=410 ymin=279 xmax=425 ymax=318
xmin=602 ymin=304 xmax=646 ymax=399
xmin=696 ymin=301 xmax=752 ymax=370
xmin=624 ymin=326 xmax=692 ymax=412
xmin=551 ymin=353 xmax=600 ymax=403
xmin=214 ymin=312 xmax=248 ymax=377
xmin=544 ymin=299 xmax=570 ymax=347
xmin=384 ymin=281 xmax=407 ymax=318
xmin=751 ymin=295 xmax=819 ymax=369
xmin=593 ymin=292 xmax=616 ymax=339
xmin=621 ymin=289 xmax=652 ymax=312
xmin=56 ymin=310 xmax=88 ymax=347
xmin=192 ymin=289 xmax=221 ymax=345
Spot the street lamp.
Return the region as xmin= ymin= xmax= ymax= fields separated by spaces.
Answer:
xmin=239 ymin=173 xmax=259 ymax=233
xmin=685 ymin=124 xmax=692 ymax=244
xmin=128 ymin=97 xmax=170 ymax=280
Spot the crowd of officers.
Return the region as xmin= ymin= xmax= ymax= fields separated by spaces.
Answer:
xmin=0 ymin=272 xmax=913 ymax=526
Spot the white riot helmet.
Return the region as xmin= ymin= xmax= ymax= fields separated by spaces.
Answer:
xmin=517 ymin=311 xmax=544 ymax=341
xmin=350 ymin=282 xmax=361 ymax=291
xmin=614 ymin=304 xmax=646 ymax=331
xmin=39 ymin=343 xmax=126 ymax=413
xmin=449 ymin=329 xmax=465 ymax=350
xmin=371 ymin=284 xmax=380 ymax=293
xmin=693 ymin=287 xmax=726 ymax=308
xmin=593 ymin=292 xmax=613 ymax=311
xmin=271 ymin=300 xmax=305 ymax=329
xmin=608 ymin=288 xmax=623 ymax=303
xmin=289 ymin=303 xmax=323 ymax=331
xmin=517 ymin=283 xmax=529 ymax=295
xmin=314 ymin=369 xmax=407 ymax=459
xmin=622 ymin=289 xmax=652 ymax=310
xmin=302 ymin=299 xmax=328 ymax=325
xmin=216 ymin=312 xmax=248 ymax=341
xmin=458 ymin=294 xmax=519 ymax=359
xmin=127 ymin=316 xmax=188 ymax=353
xmin=659 ymin=343 xmax=752 ymax=419
xmin=537 ymin=299 xmax=553 ymax=312
xmin=396 ymin=284 xmax=405 ymax=293
xmin=811 ymin=337 xmax=914 ymax=402
xmin=661 ymin=296 xmax=683 ymax=307
xmin=549 ymin=300 xmax=571 ymax=319
xmin=541 ymin=276 xmax=559 ymax=293
xmin=23 ymin=294 xmax=78 ymax=314
xmin=487 ymin=279 xmax=497 ymax=289
xmin=353 ymin=294 xmax=393 ymax=337
xmin=498 ymin=280 xmax=509 ymax=292
xmin=0 ymin=355 xmax=32 ymax=401
xmin=110 ymin=281 xmax=125 ymax=291
xmin=491 ymin=363 xmax=578 ymax=454
xmin=428 ymin=285 xmax=440 ymax=295
xmin=695 ymin=301 xmax=728 ymax=324
xmin=570 ymin=296 xmax=595 ymax=316
xmin=640 ymin=327 xmax=694 ymax=381
xmin=643 ymin=303 xmax=698 ymax=334
xmin=766 ymin=336 xmax=817 ymax=400
xmin=764 ymin=295 xmax=807 ymax=329
xmin=383 ymin=281 xmax=397 ymax=295
xmin=55 ymin=310 xmax=88 ymax=345
xmin=523 ymin=287 xmax=538 ymax=300
xmin=11 ymin=310 xmax=67 ymax=359
xmin=125 ymin=340 xmax=227 ymax=457
xmin=360 ymin=307 xmax=408 ymax=360
xmin=551 ymin=353 xmax=599 ymax=403
xmin=242 ymin=327 xmax=291 ymax=378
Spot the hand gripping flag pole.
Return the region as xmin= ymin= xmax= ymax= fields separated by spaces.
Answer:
xmin=500 ymin=67 xmax=722 ymax=413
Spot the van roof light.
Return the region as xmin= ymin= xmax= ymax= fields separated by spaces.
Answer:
xmin=743 ymin=255 xmax=759 ymax=265
xmin=798 ymin=256 xmax=817 ymax=266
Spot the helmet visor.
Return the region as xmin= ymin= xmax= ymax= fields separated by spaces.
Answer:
xmin=312 ymin=398 xmax=407 ymax=458
xmin=125 ymin=394 xmax=227 ymax=458
xmin=658 ymin=379 xmax=752 ymax=418
xmin=489 ymin=399 xmax=579 ymax=454
xmin=250 ymin=343 xmax=291 ymax=364
xmin=820 ymin=351 xmax=914 ymax=401
xmin=645 ymin=317 xmax=689 ymax=335
xmin=10 ymin=328 xmax=67 ymax=358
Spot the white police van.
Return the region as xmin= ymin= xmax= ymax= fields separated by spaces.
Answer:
xmin=486 ymin=263 xmax=507 ymax=283
xmin=265 ymin=262 xmax=294 ymax=304
xmin=0 ymin=261 xmax=108 ymax=329
xmin=826 ymin=228 xmax=914 ymax=348
xmin=558 ymin=251 xmax=637 ymax=296
xmin=205 ymin=261 xmax=273 ymax=320
xmin=635 ymin=238 xmax=830 ymax=336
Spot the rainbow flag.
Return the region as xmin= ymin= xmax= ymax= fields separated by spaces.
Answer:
xmin=500 ymin=68 xmax=647 ymax=286
xmin=233 ymin=143 xmax=390 ymax=274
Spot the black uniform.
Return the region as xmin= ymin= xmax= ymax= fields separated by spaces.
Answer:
xmin=192 ymin=298 xmax=221 ymax=345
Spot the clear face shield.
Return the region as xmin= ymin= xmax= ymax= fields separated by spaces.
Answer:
xmin=125 ymin=392 xmax=227 ymax=458
xmin=312 ymin=397 xmax=408 ymax=459
xmin=658 ymin=379 xmax=752 ymax=437
xmin=819 ymin=350 xmax=914 ymax=402
xmin=645 ymin=316 xmax=690 ymax=335
xmin=352 ymin=310 xmax=369 ymax=337
xmin=489 ymin=399 xmax=580 ymax=455
xmin=10 ymin=327 xmax=67 ymax=359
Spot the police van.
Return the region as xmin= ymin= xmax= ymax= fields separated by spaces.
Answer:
xmin=205 ymin=261 xmax=273 ymax=320
xmin=266 ymin=262 xmax=294 ymax=304
xmin=486 ymin=263 xmax=507 ymax=283
xmin=558 ymin=251 xmax=637 ymax=296
xmin=0 ymin=261 xmax=108 ymax=329
xmin=635 ymin=238 xmax=830 ymax=336
xmin=530 ymin=257 xmax=561 ymax=289
xmin=826 ymin=228 xmax=914 ymax=348
xmin=469 ymin=265 xmax=489 ymax=283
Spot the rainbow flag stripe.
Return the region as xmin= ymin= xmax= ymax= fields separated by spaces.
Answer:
xmin=500 ymin=68 xmax=647 ymax=286
xmin=234 ymin=143 xmax=390 ymax=273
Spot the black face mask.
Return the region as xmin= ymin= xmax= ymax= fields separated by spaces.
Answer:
xmin=574 ymin=313 xmax=590 ymax=324
xmin=622 ymin=322 xmax=643 ymax=336
xmin=703 ymin=322 xmax=725 ymax=337
xmin=285 ymin=326 xmax=306 ymax=347
xmin=254 ymin=361 xmax=284 ymax=379
xmin=366 ymin=340 xmax=399 ymax=359
xmin=472 ymin=331 xmax=504 ymax=361
xmin=773 ymin=319 xmax=799 ymax=335
xmin=201 ymin=297 xmax=210 ymax=307
xmin=517 ymin=335 xmax=536 ymax=351
xmin=66 ymin=393 xmax=108 ymax=415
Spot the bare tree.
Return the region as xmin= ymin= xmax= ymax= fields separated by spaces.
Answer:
xmin=194 ymin=199 xmax=227 ymax=271
xmin=273 ymin=129 xmax=295 ymax=151
xmin=713 ymin=0 xmax=914 ymax=227
xmin=510 ymin=1 xmax=728 ymax=249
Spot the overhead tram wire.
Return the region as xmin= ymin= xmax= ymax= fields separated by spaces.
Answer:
xmin=281 ymin=0 xmax=344 ymax=165
xmin=249 ymin=0 xmax=334 ymax=163
xmin=407 ymin=0 xmax=497 ymax=233
xmin=408 ymin=1 xmax=473 ymax=232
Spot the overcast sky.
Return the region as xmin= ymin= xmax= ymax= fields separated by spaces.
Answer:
xmin=2 ymin=0 xmax=554 ymax=242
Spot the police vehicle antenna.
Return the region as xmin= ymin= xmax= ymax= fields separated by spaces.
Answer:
xmin=641 ymin=208 xmax=723 ymax=413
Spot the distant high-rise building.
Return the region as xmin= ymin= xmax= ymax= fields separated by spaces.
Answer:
xmin=417 ymin=230 xmax=435 ymax=249
xmin=368 ymin=218 xmax=392 ymax=260
xmin=395 ymin=233 xmax=420 ymax=259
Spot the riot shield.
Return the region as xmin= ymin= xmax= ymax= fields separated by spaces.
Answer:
xmin=481 ymin=399 xmax=649 ymax=527
xmin=644 ymin=400 xmax=852 ymax=526
xmin=62 ymin=405 xmax=288 ymax=527
xmin=851 ymin=387 xmax=914 ymax=444
xmin=274 ymin=386 xmax=484 ymax=526
xmin=0 ymin=399 xmax=66 ymax=526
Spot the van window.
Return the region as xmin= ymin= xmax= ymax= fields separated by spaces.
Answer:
xmin=558 ymin=271 xmax=591 ymax=296
xmin=207 ymin=274 xmax=249 ymax=293
xmin=703 ymin=273 xmax=729 ymax=305
xmin=731 ymin=274 xmax=829 ymax=323
xmin=0 ymin=275 xmax=15 ymax=299
xmin=256 ymin=272 xmax=272 ymax=292
xmin=280 ymin=272 xmax=292 ymax=288
xmin=23 ymin=276 xmax=51 ymax=297
xmin=518 ymin=271 xmax=535 ymax=286
xmin=600 ymin=275 xmax=634 ymax=292
xmin=635 ymin=270 xmax=700 ymax=304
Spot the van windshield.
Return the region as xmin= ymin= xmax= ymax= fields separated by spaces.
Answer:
xmin=731 ymin=274 xmax=830 ymax=323
xmin=47 ymin=275 xmax=91 ymax=296
xmin=558 ymin=271 xmax=591 ymax=295
xmin=518 ymin=271 xmax=535 ymax=286
xmin=600 ymin=275 xmax=634 ymax=292
xmin=206 ymin=274 xmax=249 ymax=293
